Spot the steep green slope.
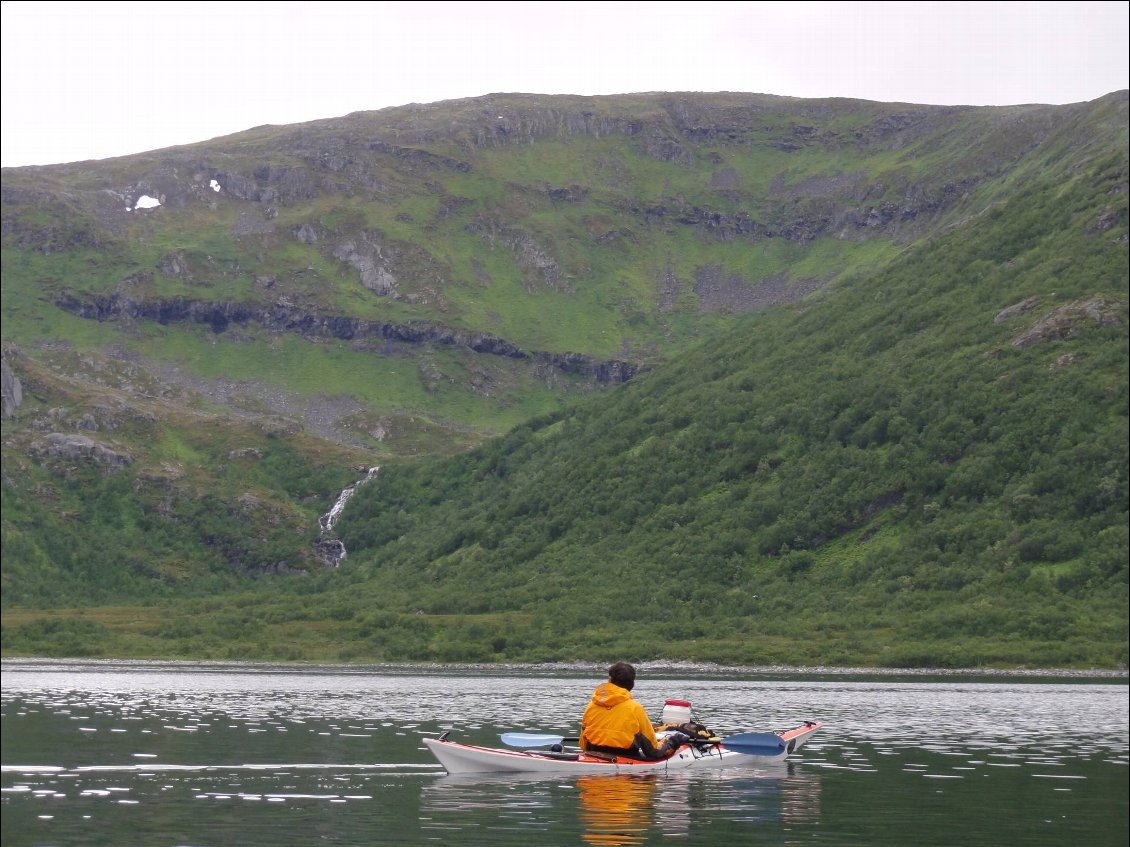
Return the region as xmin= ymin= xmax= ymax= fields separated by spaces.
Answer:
xmin=324 ymin=142 xmax=1128 ymax=667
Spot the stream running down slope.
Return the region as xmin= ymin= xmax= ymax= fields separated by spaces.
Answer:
xmin=316 ymin=466 xmax=379 ymax=566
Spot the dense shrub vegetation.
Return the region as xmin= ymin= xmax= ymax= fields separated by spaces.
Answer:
xmin=327 ymin=163 xmax=1127 ymax=667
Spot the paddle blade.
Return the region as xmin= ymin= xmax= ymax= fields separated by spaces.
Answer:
xmin=721 ymin=732 xmax=787 ymax=756
xmin=500 ymin=733 xmax=567 ymax=748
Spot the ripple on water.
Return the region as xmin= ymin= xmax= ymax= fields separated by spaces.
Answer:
xmin=2 ymin=663 xmax=1125 ymax=847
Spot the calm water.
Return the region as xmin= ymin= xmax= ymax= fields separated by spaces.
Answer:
xmin=2 ymin=660 xmax=1126 ymax=846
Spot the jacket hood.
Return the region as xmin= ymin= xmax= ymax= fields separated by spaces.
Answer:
xmin=589 ymin=681 xmax=633 ymax=709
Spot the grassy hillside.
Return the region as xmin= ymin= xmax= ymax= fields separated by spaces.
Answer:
xmin=1 ymin=91 xmax=1126 ymax=667
xmin=320 ymin=145 xmax=1127 ymax=668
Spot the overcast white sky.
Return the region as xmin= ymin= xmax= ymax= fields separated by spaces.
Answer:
xmin=1 ymin=0 xmax=1127 ymax=167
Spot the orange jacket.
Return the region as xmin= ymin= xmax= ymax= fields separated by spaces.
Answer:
xmin=580 ymin=682 xmax=658 ymax=751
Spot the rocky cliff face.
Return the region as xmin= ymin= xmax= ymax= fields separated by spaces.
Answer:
xmin=54 ymin=293 xmax=640 ymax=384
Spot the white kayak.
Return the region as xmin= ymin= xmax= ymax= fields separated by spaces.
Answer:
xmin=424 ymin=720 xmax=823 ymax=775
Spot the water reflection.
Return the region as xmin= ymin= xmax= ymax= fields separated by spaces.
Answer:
xmin=417 ymin=761 xmax=825 ymax=844
xmin=654 ymin=774 xmax=691 ymax=839
xmin=577 ymin=774 xmax=656 ymax=845
xmin=780 ymin=770 xmax=822 ymax=826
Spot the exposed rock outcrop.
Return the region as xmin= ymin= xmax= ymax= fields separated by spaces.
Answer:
xmin=32 ymin=433 xmax=133 ymax=468
xmin=314 ymin=538 xmax=348 ymax=567
xmin=546 ymin=184 xmax=589 ymax=202
xmin=692 ymin=267 xmax=825 ymax=312
xmin=366 ymin=140 xmax=472 ymax=173
xmin=157 ymin=251 xmax=192 ymax=281
xmin=465 ymin=218 xmax=566 ymax=291
xmin=1 ymin=354 xmax=23 ymax=418
xmin=1011 ymin=297 xmax=1125 ymax=348
xmin=55 ymin=293 xmax=641 ymax=384
xmin=333 ymin=237 xmax=398 ymax=296
xmin=994 ymin=297 xmax=1040 ymax=324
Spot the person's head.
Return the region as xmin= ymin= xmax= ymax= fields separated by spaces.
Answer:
xmin=607 ymin=662 xmax=636 ymax=691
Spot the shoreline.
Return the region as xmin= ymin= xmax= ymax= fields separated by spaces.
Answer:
xmin=2 ymin=656 xmax=1126 ymax=680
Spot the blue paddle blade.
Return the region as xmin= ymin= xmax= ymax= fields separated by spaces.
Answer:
xmin=500 ymin=733 xmax=567 ymax=748
xmin=721 ymin=731 xmax=786 ymax=756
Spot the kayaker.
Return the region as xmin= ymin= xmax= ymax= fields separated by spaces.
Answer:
xmin=580 ymin=662 xmax=683 ymax=760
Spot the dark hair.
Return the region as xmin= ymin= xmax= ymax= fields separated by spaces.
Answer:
xmin=608 ymin=662 xmax=636 ymax=691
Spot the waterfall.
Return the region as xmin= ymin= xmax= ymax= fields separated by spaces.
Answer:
xmin=316 ymin=466 xmax=379 ymax=565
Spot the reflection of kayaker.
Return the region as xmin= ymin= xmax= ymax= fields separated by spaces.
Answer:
xmin=581 ymin=662 xmax=686 ymax=759
xmin=578 ymin=774 xmax=657 ymax=846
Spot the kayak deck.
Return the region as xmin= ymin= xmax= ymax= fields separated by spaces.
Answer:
xmin=425 ymin=720 xmax=823 ymax=775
